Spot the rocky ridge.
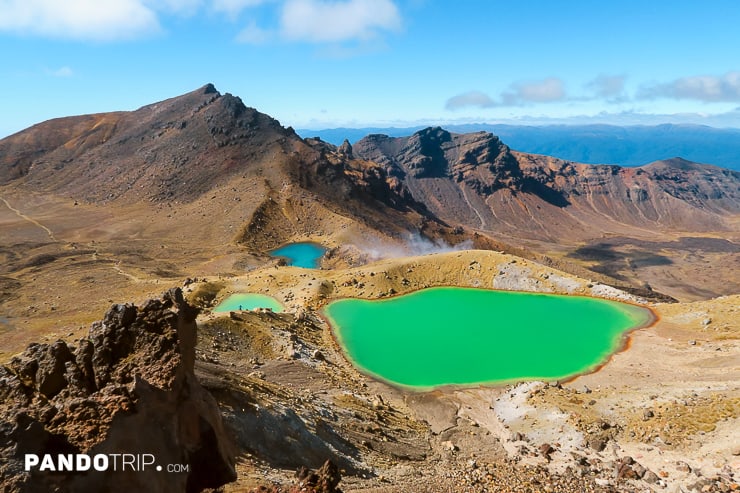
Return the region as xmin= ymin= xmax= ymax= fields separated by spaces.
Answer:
xmin=0 ymin=84 xmax=418 ymax=221
xmin=3 ymin=84 xmax=736 ymax=243
xmin=352 ymin=128 xmax=740 ymax=238
xmin=354 ymin=127 xmax=523 ymax=193
xmin=0 ymin=84 xmax=293 ymax=203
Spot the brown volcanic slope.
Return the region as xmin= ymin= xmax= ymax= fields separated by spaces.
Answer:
xmin=0 ymin=83 xmax=410 ymax=216
xmin=0 ymin=84 xmax=442 ymax=357
xmin=353 ymin=127 xmax=740 ymax=299
xmin=0 ymin=83 xmax=299 ymax=202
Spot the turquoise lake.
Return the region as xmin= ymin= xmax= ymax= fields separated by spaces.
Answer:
xmin=324 ymin=287 xmax=653 ymax=390
xmin=269 ymin=242 xmax=327 ymax=268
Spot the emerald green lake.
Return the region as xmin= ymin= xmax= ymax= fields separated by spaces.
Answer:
xmin=213 ymin=293 xmax=284 ymax=313
xmin=324 ymin=287 xmax=653 ymax=389
xmin=269 ymin=242 xmax=326 ymax=268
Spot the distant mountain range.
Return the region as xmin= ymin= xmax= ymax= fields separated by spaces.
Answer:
xmin=297 ymin=124 xmax=740 ymax=171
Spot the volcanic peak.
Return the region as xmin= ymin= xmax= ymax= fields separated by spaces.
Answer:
xmin=0 ymin=83 xmax=297 ymax=202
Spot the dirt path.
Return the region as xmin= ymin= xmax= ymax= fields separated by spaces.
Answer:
xmin=0 ymin=195 xmax=145 ymax=283
xmin=0 ymin=196 xmax=57 ymax=241
xmin=111 ymin=260 xmax=142 ymax=282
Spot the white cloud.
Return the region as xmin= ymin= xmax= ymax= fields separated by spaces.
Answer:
xmin=0 ymin=0 xmax=161 ymax=40
xmin=235 ymin=19 xmax=271 ymax=43
xmin=445 ymin=91 xmax=495 ymax=110
xmin=0 ymin=0 xmax=271 ymax=40
xmin=446 ymin=78 xmax=566 ymax=110
xmin=0 ymin=0 xmax=402 ymax=47
xmin=280 ymin=0 xmax=401 ymax=43
xmin=638 ymin=72 xmax=740 ymax=102
xmin=505 ymin=77 xmax=565 ymax=104
xmin=586 ymin=74 xmax=626 ymax=99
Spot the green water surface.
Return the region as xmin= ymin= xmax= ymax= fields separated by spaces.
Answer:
xmin=324 ymin=287 xmax=652 ymax=389
xmin=213 ymin=293 xmax=284 ymax=313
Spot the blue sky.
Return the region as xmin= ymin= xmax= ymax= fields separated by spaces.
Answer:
xmin=1 ymin=0 xmax=739 ymax=138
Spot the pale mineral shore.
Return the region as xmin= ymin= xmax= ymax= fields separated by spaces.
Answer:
xmin=187 ymin=249 xmax=739 ymax=492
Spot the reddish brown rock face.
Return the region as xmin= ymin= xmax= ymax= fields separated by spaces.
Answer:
xmin=0 ymin=288 xmax=236 ymax=492
xmin=352 ymin=129 xmax=739 ymax=240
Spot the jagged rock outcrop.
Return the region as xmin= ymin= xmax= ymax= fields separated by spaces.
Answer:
xmin=337 ymin=139 xmax=353 ymax=159
xmin=354 ymin=128 xmax=522 ymax=192
xmin=0 ymin=288 xmax=236 ymax=492
xmin=295 ymin=141 xmax=419 ymax=213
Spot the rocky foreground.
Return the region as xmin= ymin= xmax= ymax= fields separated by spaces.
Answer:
xmin=0 ymin=289 xmax=235 ymax=492
xmin=1 ymin=259 xmax=738 ymax=492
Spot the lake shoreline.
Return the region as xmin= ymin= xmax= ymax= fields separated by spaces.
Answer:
xmin=322 ymin=286 xmax=656 ymax=391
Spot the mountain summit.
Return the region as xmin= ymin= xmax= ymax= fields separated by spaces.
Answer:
xmin=0 ymin=84 xmax=295 ymax=202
